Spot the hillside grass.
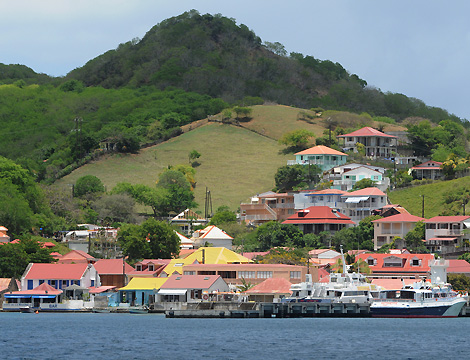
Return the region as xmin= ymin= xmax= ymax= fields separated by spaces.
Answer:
xmin=241 ymin=105 xmax=406 ymax=143
xmin=56 ymin=122 xmax=292 ymax=213
xmin=388 ymin=177 xmax=470 ymax=218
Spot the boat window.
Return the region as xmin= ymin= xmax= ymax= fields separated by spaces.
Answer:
xmin=400 ymin=291 xmax=415 ymax=300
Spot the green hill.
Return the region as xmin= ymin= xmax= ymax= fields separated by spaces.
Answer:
xmin=56 ymin=121 xmax=292 ymax=212
xmin=388 ymin=177 xmax=470 ymax=218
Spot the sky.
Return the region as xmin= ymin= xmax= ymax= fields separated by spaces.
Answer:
xmin=2 ymin=1 xmax=470 ymax=120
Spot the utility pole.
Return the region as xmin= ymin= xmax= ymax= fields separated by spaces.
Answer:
xmin=463 ymin=202 xmax=466 ymax=216
xmin=421 ymin=195 xmax=425 ymax=218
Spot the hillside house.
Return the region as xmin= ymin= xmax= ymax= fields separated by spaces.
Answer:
xmin=170 ymin=209 xmax=208 ymax=236
xmin=57 ymin=250 xmax=96 ymax=265
xmin=294 ymin=189 xmax=346 ymax=211
xmin=372 ymin=213 xmax=425 ymax=250
xmin=0 ymin=226 xmax=10 ymax=243
xmin=424 ymin=216 xmax=470 ymax=254
xmin=282 ymin=206 xmax=355 ymax=235
xmin=191 ymin=225 xmax=233 ymax=249
xmin=340 ymin=187 xmax=388 ymax=224
xmin=337 ymin=127 xmax=397 ymax=159
xmin=323 ymin=163 xmax=389 ymax=191
xmin=411 ymin=161 xmax=443 ymax=180
xmin=287 ymin=145 xmax=348 ymax=172
xmin=240 ymin=192 xmax=295 ymax=225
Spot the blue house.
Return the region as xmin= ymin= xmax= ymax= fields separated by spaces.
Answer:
xmin=288 ymin=145 xmax=348 ymax=172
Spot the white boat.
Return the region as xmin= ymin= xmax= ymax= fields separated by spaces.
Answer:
xmin=370 ymin=281 xmax=467 ymax=318
xmin=284 ymin=247 xmax=381 ymax=304
xmin=370 ymin=259 xmax=468 ymax=318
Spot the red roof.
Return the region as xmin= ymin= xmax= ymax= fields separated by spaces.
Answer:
xmin=371 ymin=278 xmax=417 ymax=290
xmin=447 ymin=260 xmax=470 ymax=273
xmin=243 ymin=278 xmax=292 ymax=294
xmin=307 ymin=189 xmax=347 ymax=196
xmin=337 ymin=126 xmax=397 ymax=138
xmin=426 ymin=237 xmax=457 ymax=242
xmin=411 ymin=161 xmax=442 ymax=170
xmin=283 ymin=206 xmax=355 ymax=225
xmin=372 ymin=213 xmax=425 ymax=223
xmin=89 ymin=285 xmax=117 ymax=294
xmin=344 ymin=187 xmax=386 ymax=197
xmin=14 ymin=282 xmax=62 ymax=295
xmin=239 ymin=252 xmax=269 ymax=260
xmin=94 ymin=259 xmax=134 ymax=275
xmin=356 ymin=253 xmax=434 ymax=273
xmin=160 ymin=274 xmax=222 ymax=289
xmin=295 ymin=145 xmax=347 ymax=156
xmin=57 ymin=250 xmax=95 ymax=264
xmin=24 ymin=263 xmax=89 ymax=280
xmin=424 ymin=216 xmax=470 ymax=223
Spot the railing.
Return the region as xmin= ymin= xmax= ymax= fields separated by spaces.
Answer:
xmin=242 ymin=214 xmax=276 ymax=221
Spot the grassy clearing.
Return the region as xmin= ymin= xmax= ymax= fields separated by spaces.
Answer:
xmin=388 ymin=177 xmax=470 ymax=218
xmin=56 ymin=123 xmax=292 ymax=213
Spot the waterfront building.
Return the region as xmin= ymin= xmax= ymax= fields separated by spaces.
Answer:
xmin=94 ymin=259 xmax=134 ymax=287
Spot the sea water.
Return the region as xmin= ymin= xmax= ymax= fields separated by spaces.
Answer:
xmin=1 ymin=312 xmax=467 ymax=359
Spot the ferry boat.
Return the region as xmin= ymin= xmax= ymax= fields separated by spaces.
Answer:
xmin=370 ymin=259 xmax=468 ymax=318
xmin=284 ymin=247 xmax=381 ymax=304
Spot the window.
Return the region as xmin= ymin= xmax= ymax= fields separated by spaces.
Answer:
xmin=27 ymin=280 xmax=34 ymax=290
xmin=257 ymin=271 xmax=273 ymax=279
xmin=367 ymin=258 xmax=375 ymax=266
xmin=50 ymin=280 xmax=57 ymax=286
xmin=411 ymin=258 xmax=420 ymax=266
xmin=62 ymin=280 xmax=67 ymax=287
xmin=238 ymin=271 xmax=255 ymax=279
xmin=91 ymin=280 xmax=95 ymax=287
xmin=290 ymin=271 xmax=301 ymax=279
xmin=148 ymin=264 xmax=154 ymax=271
xmin=184 ymin=271 xmax=195 ymax=275
xmin=136 ymin=264 xmax=142 ymax=271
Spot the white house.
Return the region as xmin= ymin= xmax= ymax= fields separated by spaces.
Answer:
xmin=323 ymin=163 xmax=389 ymax=191
xmin=21 ymin=263 xmax=100 ymax=291
xmin=191 ymin=225 xmax=233 ymax=249
xmin=340 ymin=187 xmax=388 ymax=224
xmin=337 ymin=126 xmax=397 ymax=159
xmin=294 ymin=189 xmax=347 ymax=211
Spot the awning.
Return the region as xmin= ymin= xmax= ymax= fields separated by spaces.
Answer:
xmin=345 ymin=196 xmax=370 ymax=203
xmin=32 ymin=295 xmax=57 ymax=299
xmin=157 ymin=289 xmax=187 ymax=296
xmin=4 ymin=294 xmax=32 ymax=298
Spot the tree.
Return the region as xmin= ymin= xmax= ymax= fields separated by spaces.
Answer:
xmin=93 ymin=193 xmax=140 ymax=224
xmin=0 ymin=179 xmax=33 ymax=237
xmin=188 ymin=150 xmax=201 ymax=165
xmin=448 ymin=273 xmax=470 ymax=291
xmin=233 ymin=106 xmax=252 ymax=120
xmin=404 ymin=221 xmax=428 ymax=253
xmin=156 ymin=169 xmax=197 ymax=215
xmin=209 ymin=208 xmax=237 ymax=225
xmin=117 ymin=218 xmax=180 ymax=260
xmin=279 ymin=129 xmax=314 ymax=150
xmin=352 ymin=178 xmax=377 ymax=190
xmin=74 ymin=175 xmax=105 ymax=198
xmin=458 ymin=252 xmax=470 ymax=264
xmin=255 ymin=221 xmax=304 ymax=251
xmin=274 ymin=164 xmax=320 ymax=192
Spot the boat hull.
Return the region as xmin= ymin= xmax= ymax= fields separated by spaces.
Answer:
xmin=370 ymin=298 xmax=467 ymax=318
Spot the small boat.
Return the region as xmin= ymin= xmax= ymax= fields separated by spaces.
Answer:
xmin=129 ymin=306 xmax=149 ymax=314
xmin=93 ymin=309 xmax=111 ymax=313
xmin=20 ymin=306 xmax=35 ymax=313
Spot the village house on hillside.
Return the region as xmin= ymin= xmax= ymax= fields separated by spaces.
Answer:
xmin=283 ymin=206 xmax=355 ymax=236
xmin=170 ymin=209 xmax=208 ymax=236
xmin=340 ymin=187 xmax=388 ymax=224
xmin=337 ymin=126 xmax=397 ymax=159
xmin=0 ymin=226 xmax=10 ymax=243
xmin=323 ymin=163 xmax=389 ymax=191
xmin=411 ymin=160 xmax=443 ymax=180
xmin=191 ymin=225 xmax=233 ymax=249
xmin=240 ymin=192 xmax=295 ymax=226
xmin=424 ymin=215 xmax=470 ymax=255
xmin=373 ymin=213 xmax=425 ymax=250
xmin=287 ymin=145 xmax=348 ymax=172
xmin=294 ymin=189 xmax=346 ymax=212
